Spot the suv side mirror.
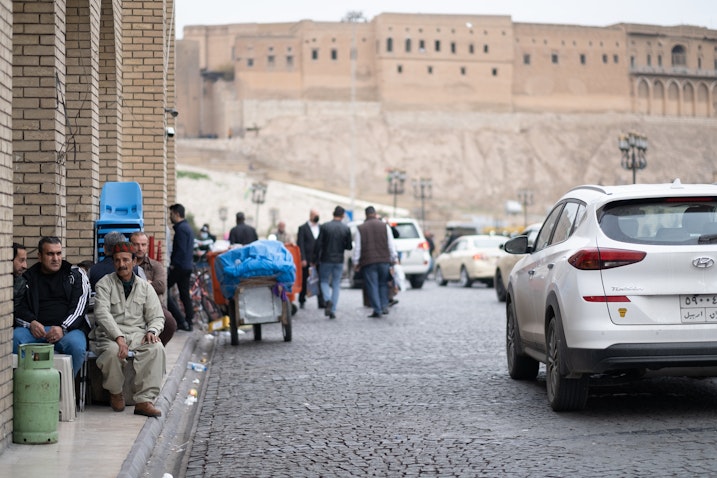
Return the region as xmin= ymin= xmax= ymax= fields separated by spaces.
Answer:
xmin=504 ymin=235 xmax=529 ymax=254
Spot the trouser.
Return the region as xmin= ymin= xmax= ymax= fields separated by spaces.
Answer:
xmin=319 ymin=262 xmax=343 ymax=313
xmin=362 ymin=262 xmax=390 ymax=314
xmin=167 ymin=266 xmax=193 ymax=326
xmin=13 ymin=327 xmax=87 ymax=377
xmin=92 ymin=331 xmax=166 ymax=403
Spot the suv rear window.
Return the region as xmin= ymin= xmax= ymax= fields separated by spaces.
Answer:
xmin=599 ymin=198 xmax=717 ymax=245
xmin=393 ymin=222 xmax=420 ymax=239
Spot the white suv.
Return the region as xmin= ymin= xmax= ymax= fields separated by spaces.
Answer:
xmin=504 ymin=180 xmax=717 ymax=411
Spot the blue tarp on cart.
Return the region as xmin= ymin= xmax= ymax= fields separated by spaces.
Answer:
xmin=215 ymin=240 xmax=296 ymax=300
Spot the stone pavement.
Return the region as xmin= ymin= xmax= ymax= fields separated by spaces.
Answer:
xmin=0 ymin=330 xmax=204 ymax=478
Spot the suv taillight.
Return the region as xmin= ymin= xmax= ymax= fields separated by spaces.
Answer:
xmin=417 ymin=241 xmax=429 ymax=250
xmin=568 ymin=248 xmax=646 ymax=270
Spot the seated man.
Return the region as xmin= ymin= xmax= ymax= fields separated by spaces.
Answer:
xmin=130 ymin=231 xmax=176 ymax=346
xmin=91 ymin=241 xmax=166 ymax=418
xmin=13 ymin=236 xmax=91 ymax=377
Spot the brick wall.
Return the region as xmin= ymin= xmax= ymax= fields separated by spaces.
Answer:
xmin=0 ymin=0 xmax=13 ymax=451
xmin=1 ymin=0 xmax=176 ymax=453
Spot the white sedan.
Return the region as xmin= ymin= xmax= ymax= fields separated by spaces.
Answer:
xmin=434 ymin=234 xmax=508 ymax=287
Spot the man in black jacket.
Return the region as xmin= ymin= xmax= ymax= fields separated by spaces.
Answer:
xmin=228 ymin=211 xmax=258 ymax=245
xmin=312 ymin=206 xmax=352 ymax=319
xmin=168 ymin=203 xmax=195 ymax=331
xmin=14 ymin=236 xmax=91 ymax=377
xmin=296 ymin=208 xmax=324 ymax=309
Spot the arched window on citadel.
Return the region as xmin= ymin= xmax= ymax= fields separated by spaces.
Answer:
xmin=671 ymin=45 xmax=686 ymax=67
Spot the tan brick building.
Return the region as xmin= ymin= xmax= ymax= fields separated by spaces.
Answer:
xmin=177 ymin=14 xmax=717 ymax=138
xmin=0 ymin=0 xmax=177 ymax=450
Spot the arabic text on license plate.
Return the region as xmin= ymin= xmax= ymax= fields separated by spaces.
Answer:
xmin=679 ymin=295 xmax=717 ymax=323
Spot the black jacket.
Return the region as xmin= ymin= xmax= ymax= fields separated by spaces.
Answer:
xmin=229 ymin=223 xmax=258 ymax=245
xmin=297 ymin=221 xmax=319 ymax=264
xmin=313 ymin=219 xmax=352 ymax=264
xmin=14 ymin=260 xmax=91 ymax=334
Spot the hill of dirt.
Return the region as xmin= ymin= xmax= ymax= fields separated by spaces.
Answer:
xmin=177 ymin=110 xmax=717 ymax=240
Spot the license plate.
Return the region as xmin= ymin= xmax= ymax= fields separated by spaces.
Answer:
xmin=680 ymin=295 xmax=717 ymax=323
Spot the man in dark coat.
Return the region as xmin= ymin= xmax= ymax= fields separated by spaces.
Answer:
xmin=296 ymin=208 xmax=324 ymax=309
xmin=228 ymin=211 xmax=258 ymax=245
xmin=312 ymin=206 xmax=352 ymax=319
xmin=167 ymin=203 xmax=195 ymax=331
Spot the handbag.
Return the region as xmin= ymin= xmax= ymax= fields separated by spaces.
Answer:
xmin=307 ymin=265 xmax=319 ymax=297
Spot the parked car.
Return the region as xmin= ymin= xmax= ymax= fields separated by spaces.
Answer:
xmin=503 ymin=180 xmax=717 ymax=411
xmin=345 ymin=217 xmax=431 ymax=289
xmin=494 ymin=223 xmax=542 ymax=302
xmin=434 ymin=234 xmax=508 ymax=287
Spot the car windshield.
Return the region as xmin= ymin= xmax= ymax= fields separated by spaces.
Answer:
xmin=393 ymin=223 xmax=420 ymax=239
xmin=599 ymin=198 xmax=717 ymax=245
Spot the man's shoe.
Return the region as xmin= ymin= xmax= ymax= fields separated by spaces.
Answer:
xmin=324 ymin=301 xmax=332 ymax=317
xmin=389 ymin=299 xmax=399 ymax=307
xmin=329 ymin=312 xmax=336 ymax=319
xmin=134 ymin=402 xmax=162 ymax=418
xmin=299 ymin=302 xmax=305 ymax=309
xmin=110 ymin=393 xmax=125 ymax=412
xmin=382 ymin=308 xmax=389 ymax=315
xmin=368 ymin=312 xmax=381 ymax=318
xmin=179 ymin=322 xmax=193 ymax=331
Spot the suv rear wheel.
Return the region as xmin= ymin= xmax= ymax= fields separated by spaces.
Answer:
xmin=408 ymin=274 xmax=425 ymax=289
xmin=495 ymin=269 xmax=507 ymax=302
xmin=546 ymin=316 xmax=589 ymax=411
xmin=458 ymin=266 xmax=473 ymax=288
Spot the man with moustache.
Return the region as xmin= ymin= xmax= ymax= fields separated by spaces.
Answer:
xmin=13 ymin=236 xmax=91 ymax=377
xmin=12 ymin=242 xmax=28 ymax=313
xmin=130 ymin=231 xmax=177 ymax=346
xmin=91 ymin=241 xmax=166 ymax=418
xmin=296 ymin=208 xmax=325 ymax=309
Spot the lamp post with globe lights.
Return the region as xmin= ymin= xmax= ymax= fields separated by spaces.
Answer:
xmin=618 ymin=132 xmax=648 ymax=184
xmin=387 ymin=169 xmax=406 ymax=217
xmin=412 ymin=178 xmax=432 ymax=231
xmin=250 ymin=182 xmax=267 ymax=232
xmin=517 ymin=189 xmax=534 ymax=228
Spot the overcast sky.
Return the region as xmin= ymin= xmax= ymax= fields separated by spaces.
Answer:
xmin=174 ymin=1 xmax=716 ymax=38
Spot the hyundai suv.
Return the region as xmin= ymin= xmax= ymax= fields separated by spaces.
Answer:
xmin=503 ymin=180 xmax=717 ymax=411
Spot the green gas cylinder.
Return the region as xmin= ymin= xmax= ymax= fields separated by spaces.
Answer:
xmin=13 ymin=343 xmax=60 ymax=444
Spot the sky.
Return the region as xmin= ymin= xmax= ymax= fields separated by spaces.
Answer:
xmin=174 ymin=0 xmax=716 ymax=39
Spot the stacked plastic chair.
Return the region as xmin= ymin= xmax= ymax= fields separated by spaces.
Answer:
xmin=94 ymin=181 xmax=144 ymax=261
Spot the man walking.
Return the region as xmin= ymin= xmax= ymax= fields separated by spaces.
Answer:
xmin=296 ymin=209 xmax=324 ymax=309
xmin=353 ymin=207 xmax=398 ymax=318
xmin=312 ymin=206 xmax=352 ymax=319
xmin=92 ymin=241 xmax=166 ymax=417
xmin=168 ymin=203 xmax=195 ymax=331
xmin=228 ymin=211 xmax=258 ymax=245
xmin=13 ymin=236 xmax=91 ymax=377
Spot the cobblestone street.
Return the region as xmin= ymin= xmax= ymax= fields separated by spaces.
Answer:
xmin=182 ymin=281 xmax=717 ymax=477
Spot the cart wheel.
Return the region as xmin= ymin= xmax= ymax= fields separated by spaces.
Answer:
xmin=228 ymin=300 xmax=239 ymax=346
xmin=253 ymin=324 xmax=262 ymax=341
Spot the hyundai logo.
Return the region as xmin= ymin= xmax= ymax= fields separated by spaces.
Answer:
xmin=692 ymin=257 xmax=715 ymax=269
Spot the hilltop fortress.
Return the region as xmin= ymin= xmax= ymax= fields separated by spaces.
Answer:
xmin=176 ymin=13 xmax=717 ymax=227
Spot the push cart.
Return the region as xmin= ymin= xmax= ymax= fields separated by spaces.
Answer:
xmin=227 ymin=276 xmax=292 ymax=345
xmin=206 ymin=241 xmax=301 ymax=345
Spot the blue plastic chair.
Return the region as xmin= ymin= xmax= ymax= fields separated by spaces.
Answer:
xmin=95 ymin=182 xmax=144 ymax=260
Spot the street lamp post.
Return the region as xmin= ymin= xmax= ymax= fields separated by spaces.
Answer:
xmin=517 ymin=189 xmax=534 ymax=228
xmin=618 ymin=132 xmax=648 ymax=184
xmin=412 ymin=178 xmax=432 ymax=231
xmin=387 ymin=169 xmax=406 ymax=217
xmin=343 ymin=11 xmax=366 ymax=219
xmin=250 ymin=182 xmax=267 ymax=233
